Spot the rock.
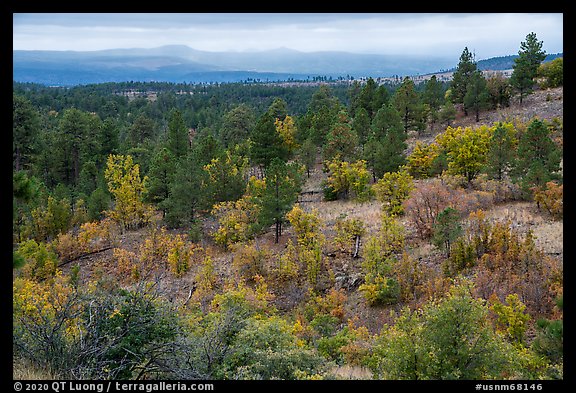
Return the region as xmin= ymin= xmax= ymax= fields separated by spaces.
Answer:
xmin=334 ymin=272 xmax=364 ymax=291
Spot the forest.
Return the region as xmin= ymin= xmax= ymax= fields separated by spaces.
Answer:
xmin=12 ymin=33 xmax=563 ymax=381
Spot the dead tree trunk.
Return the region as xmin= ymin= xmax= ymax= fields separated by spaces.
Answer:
xmin=353 ymin=235 xmax=360 ymax=258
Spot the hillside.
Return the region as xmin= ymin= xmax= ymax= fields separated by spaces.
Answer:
xmin=13 ymin=82 xmax=563 ymax=381
xmin=55 ymin=86 xmax=563 ymax=334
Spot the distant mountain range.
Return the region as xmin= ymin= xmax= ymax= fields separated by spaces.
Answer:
xmin=474 ymin=53 xmax=562 ymax=72
xmin=12 ymin=45 xmax=563 ymax=86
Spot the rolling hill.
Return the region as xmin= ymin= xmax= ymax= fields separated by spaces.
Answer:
xmin=13 ymin=45 xmax=458 ymax=86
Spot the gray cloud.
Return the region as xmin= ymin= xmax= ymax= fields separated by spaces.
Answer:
xmin=13 ymin=13 xmax=563 ymax=59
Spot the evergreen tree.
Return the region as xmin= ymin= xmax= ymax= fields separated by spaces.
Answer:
xmin=167 ymin=109 xmax=189 ymax=159
xmin=358 ymin=77 xmax=378 ymax=119
xmin=146 ymin=147 xmax=176 ymax=217
xmin=392 ymin=77 xmax=424 ymax=133
xmin=351 ymin=107 xmax=371 ymax=148
xmin=56 ymin=109 xmax=101 ymax=187
xmin=250 ymin=112 xmax=289 ymax=169
xmin=298 ymin=138 xmax=317 ymax=178
xmin=13 ymin=171 xmax=42 ymax=242
xmin=322 ymin=110 xmax=358 ymax=162
xmin=514 ymin=118 xmax=561 ymax=193
xmin=422 ymin=75 xmax=445 ymax=131
xmin=98 ymin=118 xmax=120 ymax=164
xmin=259 ymin=158 xmax=303 ymax=243
xmin=266 ymin=97 xmax=288 ymax=121
xmin=451 ymin=47 xmax=478 ymax=113
xmin=13 ymin=94 xmax=40 ymax=172
xmin=219 ymin=104 xmax=256 ymax=148
xmin=204 ymin=148 xmax=249 ymax=204
xmin=127 ymin=114 xmax=156 ymax=148
xmin=432 ymin=207 xmax=462 ymax=257
xmin=485 ymin=123 xmax=515 ymax=181
xmin=463 ymin=70 xmax=491 ymax=122
xmin=371 ymin=280 xmax=523 ymax=379
xmin=299 ymin=85 xmax=342 ymax=145
xmin=347 ymin=80 xmax=363 ymax=117
xmin=364 ymin=104 xmax=406 ymax=179
xmin=439 ymin=99 xmax=457 ymax=127
xmin=87 ymin=186 xmax=111 ymax=221
xmin=374 ymin=84 xmax=390 ymax=114
xmin=164 ymin=150 xmax=208 ymax=228
xmin=510 ymin=32 xmax=546 ymax=104
xmin=193 ymin=133 xmax=223 ymax=166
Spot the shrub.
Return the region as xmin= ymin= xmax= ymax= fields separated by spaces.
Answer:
xmin=372 ymin=170 xmax=414 ymax=216
xmin=17 ymin=239 xmax=59 ymax=280
xmin=333 ymin=215 xmax=365 ymax=255
xmin=324 ymin=158 xmax=371 ymax=201
xmin=211 ymin=196 xmax=261 ymax=249
xmin=232 ymin=242 xmax=269 ymax=282
xmin=533 ymin=181 xmax=563 ymax=219
xmin=406 ymin=142 xmax=440 ymax=179
xmin=359 ymin=275 xmax=400 ymax=306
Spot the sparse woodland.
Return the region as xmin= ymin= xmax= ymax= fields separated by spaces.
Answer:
xmin=13 ymin=34 xmax=563 ymax=380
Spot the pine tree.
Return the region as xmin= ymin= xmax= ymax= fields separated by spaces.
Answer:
xmin=127 ymin=114 xmax=156 ymax=148
xmin=146 ymin=147 xmax=176 ymax=217
xmin=164 ymin=150 xmax=208 ymax=228
xmin=514 ymin=118 xmax=561 ymax=193
xmin=485 ymin=123 xmax=515 ymax=181
xmin=56 ymin=109 xmax=101 ymax=187
xmin=363 ymin=104 xmax=407 ymax=179
xmin=220 ymin=104 xmax=256 ymax=148
xmin=13 ymin=94 xmax=40 ymax=172
xmin=259 ymin=158 xmax=303 ymax=243
xmin=463 ymin=70 xmax=490 ymax=122
xmin=298 ymin=138 xmax=317 ymax=178
xmin=357 ymin=77 xmax=378 ymax=119
xmin=204 ymin=148 xmax=248 ymax=204
xmin=300 ymin=85 xmax=343 ymax=145
xmin=451 ymin=47 xmax=478 ymax=111
xmin=267 ymin=97 xmax=288 ymax=121
xmin=422 ymin=75 xmax=445 ymax=131
xmin=352 ymin=107 xmax=371 ymax=148
xmin=167 ymin=109 xmax=189 ymax=159
xmin=510 ymin=32 xmax=546 ymax=104
xmin=250 ymin=112 xmax=289 ymax=169
xmin=432 ymin=207 xmax=462 ymax=257
xmin=322 ymin=110 xmax=358 ymax=162
xmin=439 ymin=99 xmax=457 ymax=127
xmin=392 ymin=77 xmax=424 ymax=133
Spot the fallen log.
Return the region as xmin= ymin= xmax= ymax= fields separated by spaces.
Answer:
xmin=57 ymin=246 xmax=114 ymax=268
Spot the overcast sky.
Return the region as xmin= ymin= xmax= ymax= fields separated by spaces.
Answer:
xmin=13 ymin=13 xmax=563 ymax=60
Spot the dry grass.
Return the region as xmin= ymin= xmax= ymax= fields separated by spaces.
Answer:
xmin=13 ymin=357 xmax=57 ymax=380
xmin=329 ymin=364 xmax=373 ymax=380
xmin=481 ymin=201 xmax=563 ymax=257
xmin=304 ymin=199 xmax=382 ymax=236
xmin=451 ymin=86 xmax=563 ymax=129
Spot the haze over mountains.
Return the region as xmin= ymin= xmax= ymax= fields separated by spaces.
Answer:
xmin=12 ymin=45 xmax=562 ymax=86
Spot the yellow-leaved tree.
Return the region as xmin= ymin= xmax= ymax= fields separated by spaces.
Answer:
xmin=275 ymin=115 xmax=299 ymax=155
xmin=104 ymin=154 xmax=153 ymax=231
